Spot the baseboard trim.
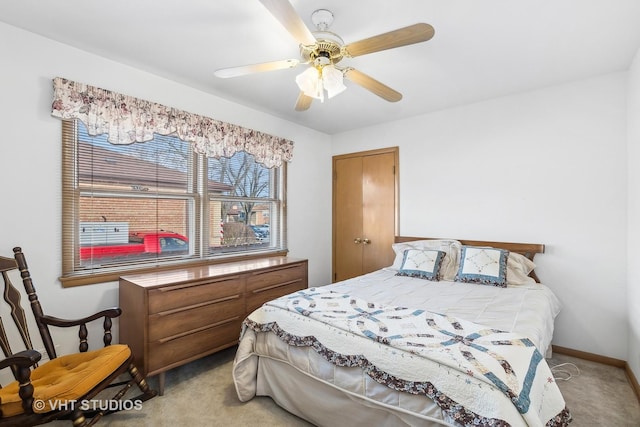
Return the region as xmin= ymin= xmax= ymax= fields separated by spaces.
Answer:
xmin=626 ymin=364 xmax=640 ymax=405
xmin=552 ymin=345 xmax=625 ymax=367
xmin=552 ymin=345 xmax=640 ymax=404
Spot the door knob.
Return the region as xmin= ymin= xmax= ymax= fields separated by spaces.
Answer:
xmin=362 ymin=238 xmax=371 ymax=245
xmin=354 ymin=238 xmax=362 ymax=244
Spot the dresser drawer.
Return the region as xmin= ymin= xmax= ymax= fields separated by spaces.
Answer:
xmin=246 ymin=262 xmax=306 ymax=292
xmin=148 ymin=275 xmax=243 ymax=314
xmin=147 ymin=317 xmax=242 ymax=374
xmin=148 ymin=295 xmax=244 ymax=342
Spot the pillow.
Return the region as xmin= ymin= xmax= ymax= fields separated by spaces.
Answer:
xmin=391 ymin=239 xmax=461 ymax=281
xmin=506 ymin=252 xmax=537 ymax=286
xmin=396 ymin=249 xmax=446 ymax=281
xmin=454 ymin=246 xmax=509 ymax=287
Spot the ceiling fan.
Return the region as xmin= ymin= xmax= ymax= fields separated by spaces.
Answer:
xmin=214 ymin=0 xmax=435 ymax=111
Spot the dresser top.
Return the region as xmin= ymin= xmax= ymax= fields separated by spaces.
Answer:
xmin=119 ymin=256 xmax=307 ymax=288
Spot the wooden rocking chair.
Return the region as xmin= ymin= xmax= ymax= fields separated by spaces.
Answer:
xmin=0 ymin=247 xmax=157 ymax=426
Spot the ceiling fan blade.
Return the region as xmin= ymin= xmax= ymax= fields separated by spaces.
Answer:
xmin=258 ymin=0 xmax=317 ymax=46
xmin=295 ymin=92 xmax=313 ymax=111
xmin=344 ymin=23 xmax=435 ymax=58
xmin=344 ymin=68 xmax=402 ymax=102
xmin=214 ymin=59 xmax=300 ymax=78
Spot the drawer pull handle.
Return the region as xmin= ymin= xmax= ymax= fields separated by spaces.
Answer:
xmin=157 ymin=316 xmax=240 ymax=343
xmin=157 ymin=276 xmax=241 ymax=292
xmin=155 ymin=295 xmax=241 ymax=316
xmin=252 ymin=278 xmax=302 ymax=293
xmin=252 ymin=264 xmax=302 ymax=276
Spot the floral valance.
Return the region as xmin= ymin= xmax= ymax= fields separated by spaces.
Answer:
xmin=50 ymin=77 xmax=294 ymax=168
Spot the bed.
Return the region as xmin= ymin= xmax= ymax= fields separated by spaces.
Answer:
xmin=232 ymin=237 xmax=572 ymax=426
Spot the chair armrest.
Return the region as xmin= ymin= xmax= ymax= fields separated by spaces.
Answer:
xmin=40 ymin=307 xmax=122 ymax=328
xmin=0 ymin=349 xmax=41 ymax=414
xmin=0 ymin=349 xmax=42 ymax=371
xmin=40 ymin=308 xmax=122 ymax=353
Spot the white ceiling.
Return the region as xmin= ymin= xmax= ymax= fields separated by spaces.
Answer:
xmin=2 ymin=0 xmax=640 ymax=134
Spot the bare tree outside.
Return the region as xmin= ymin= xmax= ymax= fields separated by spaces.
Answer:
xmin=208 ymin=152 xmax=274 ymax=246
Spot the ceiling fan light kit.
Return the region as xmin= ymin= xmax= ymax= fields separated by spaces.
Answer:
xmin=215 ymin=0 xmax=435 ymax=111
xmin=320 ymin=65 xmax=347 ymax=98
xmin=295 ymin=63 xmax=346 ymax=102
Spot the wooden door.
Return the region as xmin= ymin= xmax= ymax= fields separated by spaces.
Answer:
xmin=333 ymin=147 xmax=398 ymax=282
xmin=334 ymin=156 xmax=364 ymax=281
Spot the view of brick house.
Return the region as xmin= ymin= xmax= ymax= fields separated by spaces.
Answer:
xmin=78 ymin=141 xmax=269 ymax=247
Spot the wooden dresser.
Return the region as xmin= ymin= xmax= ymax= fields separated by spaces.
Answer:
xmin=119 ymin=256 xmax=308 ymax=394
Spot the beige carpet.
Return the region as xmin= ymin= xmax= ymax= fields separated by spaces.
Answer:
xmin=49 ymin=346 xmax=640 ymax=426
xmin=546 ymin=353 xmax=640 ymax=426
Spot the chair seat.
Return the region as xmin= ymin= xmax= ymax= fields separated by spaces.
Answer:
xmin=0 ymin=344 xmax=131 ymax=417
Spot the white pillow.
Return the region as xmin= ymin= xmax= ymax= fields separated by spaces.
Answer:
xmin=391 ymin=239 xmax=461 ymax=281
xmin=506 ymin=252 xmax=537 ymax=286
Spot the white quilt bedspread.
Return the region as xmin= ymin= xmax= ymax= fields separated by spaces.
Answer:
xmin=240 ymin=287 xmax=571 ymax=426
xmin=327 ymin=268 xmax=563 ymax=356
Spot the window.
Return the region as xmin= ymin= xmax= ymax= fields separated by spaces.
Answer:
xmin=208 ymin=153 xmax=281 ymax=255
xmin=62 ymin=120 xmax=286 ymax=285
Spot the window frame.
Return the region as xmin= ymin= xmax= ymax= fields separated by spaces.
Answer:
xmin=60 ymin=120 xmax=288 ymax=287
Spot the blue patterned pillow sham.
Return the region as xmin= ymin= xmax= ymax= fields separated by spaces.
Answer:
xmin=396 ymin=249 xmax=446 ymax=281
xmin=454 ymin=246 xmax=509 ymax=287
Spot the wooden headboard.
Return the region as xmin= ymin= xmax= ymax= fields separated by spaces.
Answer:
xmin=394 ymin=236 xmax=545 ymax=282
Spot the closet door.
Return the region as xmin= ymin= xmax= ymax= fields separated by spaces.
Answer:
xmin=333 ymin=147 xmax=398 ymax=282
xmin=334 ymin=156 xmax=364 ymax=281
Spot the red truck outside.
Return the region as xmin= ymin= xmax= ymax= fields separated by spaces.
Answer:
xmin=80 ymin=231 xmax=188 ymax=260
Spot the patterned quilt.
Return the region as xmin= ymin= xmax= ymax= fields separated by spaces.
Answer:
xmin=242 ymin=287 xmax=572 ymax=427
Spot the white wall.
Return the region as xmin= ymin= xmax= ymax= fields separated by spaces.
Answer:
xmin=628 ymin=47 xmax=640 ymax=380
xmin=0 ymin=22 xmax=332 ymax=356
xmin=332 ymin=73 xmax=629 ymax=360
